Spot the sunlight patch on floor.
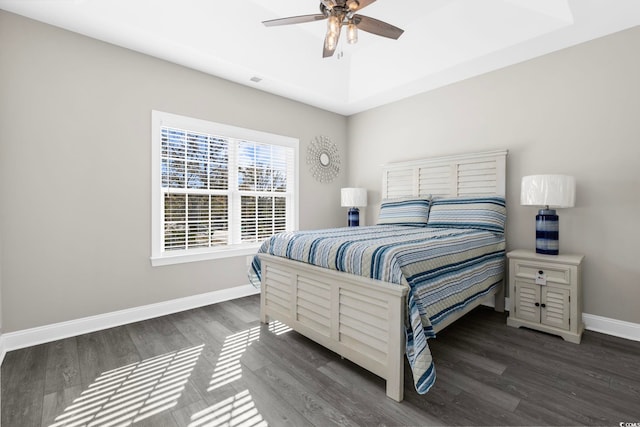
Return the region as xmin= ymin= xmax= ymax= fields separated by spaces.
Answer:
xmin=188 ymin=389 xmax=267 ymax=427
xmin=268 ymin=320 xmax=292 ymax=336
xmin=207 ymin=326 xmax=260 ymax=392
xmin=48 ymin=344 xmax=203 ymax=427
xmin=208 ymin=320 xmax=291 ymax=392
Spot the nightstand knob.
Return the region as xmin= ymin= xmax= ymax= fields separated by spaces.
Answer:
xmin=541 ymin=303 xmax=546 ymax=308
xmin=538 ymin=270 xmax=543 ymax=275
xmin=535 ymin=302 xmax=540 ymax=307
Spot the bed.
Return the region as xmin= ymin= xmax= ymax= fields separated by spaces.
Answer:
xmin=251 ymin=149 xmax=508 ymax=402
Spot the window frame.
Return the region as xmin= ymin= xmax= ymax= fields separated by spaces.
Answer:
xmin=151 ymin=110 xmax=299 ymax=266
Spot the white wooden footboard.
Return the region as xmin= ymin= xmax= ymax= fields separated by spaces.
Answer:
xmin=259 ymin=253 xmax=409 ymax=401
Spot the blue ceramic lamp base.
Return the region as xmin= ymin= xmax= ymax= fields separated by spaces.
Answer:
xmin=536 ymin=208 xmax=559 ymax=255
xmin=347 ymin=207 xmax=360 ymax=227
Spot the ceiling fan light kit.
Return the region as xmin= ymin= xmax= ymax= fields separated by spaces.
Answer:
xmin=262 ymin=0 xmax=403 ymax=58
xmin=347 ymin=22 xmax=358 ymax=44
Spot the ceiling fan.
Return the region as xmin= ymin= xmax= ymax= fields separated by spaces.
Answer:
xmin=262 ymin=0 xmax=404 ymax=58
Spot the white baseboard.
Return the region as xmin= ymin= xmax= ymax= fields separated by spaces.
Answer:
xmin=0 ymin=284 xmax=259 ymax=357
xmin=0 ymin=332 xmax=5 ymax=367
xmin=582 ymin=313 xmax=640 ymax=342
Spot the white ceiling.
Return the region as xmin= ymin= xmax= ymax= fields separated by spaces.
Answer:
xmin=1 ymin=0 xmax=639 ymax=115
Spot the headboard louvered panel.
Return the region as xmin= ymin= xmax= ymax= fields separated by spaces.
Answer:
xmin=418 ymin=165 xmax=452 ymax=197
xmin=383 ymin=168 xmax=415 ymax=199
xmin=382 ymin=150 xmax=507 ymax=200
xmin=457 ymin=161 xmax=499 ymax=195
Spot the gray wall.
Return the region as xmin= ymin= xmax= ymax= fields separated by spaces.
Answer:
xmin=0 ymin=11 xmax=348 ymax=332
xmin=347 ymin=26 xmax=640 ymax=324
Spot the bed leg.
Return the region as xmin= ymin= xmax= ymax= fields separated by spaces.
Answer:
xmin=260 ymin=311 xmax=269 ymax=324
xmin=387 ymin=300 xmax=405 ymax=402
xmin=386 ymin=371 xmax=404 ymax=402
xmin=260 ymin=282 xmax=269 ymax=324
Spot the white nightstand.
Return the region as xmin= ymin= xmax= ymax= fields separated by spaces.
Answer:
xmin=506 ymin=249 xmax=585 ymax=343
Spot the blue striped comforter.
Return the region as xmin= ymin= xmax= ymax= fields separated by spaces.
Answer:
xmin=251 ymin=225 xmax=505 ymax=394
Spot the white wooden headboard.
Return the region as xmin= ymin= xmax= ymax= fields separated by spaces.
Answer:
xmin=382 ymin=150 xmax=508 ymax=199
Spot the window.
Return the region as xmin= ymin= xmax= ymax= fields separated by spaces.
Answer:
xmin=151 ymin=111 xmax=298 ymax=266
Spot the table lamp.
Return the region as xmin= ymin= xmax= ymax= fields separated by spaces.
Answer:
xmin=341 ymin=188 xmax=367 ymax=226
xmin=521 ymin=174 xmax=576 ymax=255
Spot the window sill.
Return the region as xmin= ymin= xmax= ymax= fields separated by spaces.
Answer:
xmin=150 ymin=243 xmax=263 ymax=267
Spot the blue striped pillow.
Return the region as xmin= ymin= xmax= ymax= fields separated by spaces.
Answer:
xmin=427 ymin=196 xmax=506 ymax=233
xmin=377 ymin=198 xmax=431 ymax=227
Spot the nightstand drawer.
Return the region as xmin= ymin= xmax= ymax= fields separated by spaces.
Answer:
xmin=513 ymin=262 xmax=571 ymax=285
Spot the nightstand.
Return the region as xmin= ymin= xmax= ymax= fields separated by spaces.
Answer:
xmin=506 ymin=249 xmax=585 ymax=343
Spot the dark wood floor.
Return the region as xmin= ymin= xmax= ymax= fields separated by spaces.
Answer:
xmin=2 ymin=294 xmax=639 ymax=426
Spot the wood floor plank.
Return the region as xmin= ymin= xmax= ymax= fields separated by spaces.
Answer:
xmin=181 ymin=305 xmax=278 ymax=378
xmin=402 ymin=379 xmax=478 ymax=426
xmin=169 ymin=310 xmax=227 ymax=369
xmin=1 ymin=344 xmax=48 ymax=427
xmin=76 ymin=325 xmax=141 ymax=389
xmin=133 ymin=410 xmax=180 ymax=427
xmin=41 ymin=385 xmax=82 ymax=427
xmin=199 ymin=302 xmax=256 ymax=333
xmin=219 ymin=298 xmax=261 ymax=324
xmin=513 ymin=398 xmax=584 ymax=427
xmin=434 ymin=364 xmax=521 ymax=412
xmin=189 ymin=307 xmax=238 ymax=344
xmin=432 ymin=340 xmax=508 ymax=376
xmin=128 ymin=322 xmax=210 ymax=415
xmin=319 ymin=359 xmax=445 ymax=426
xmin=251 ymin=329 xmax=335 ymax=394
xmin=125 ymin=315 xmax=193 ymax=359
xmin=43 ymin=336 xmax=80 ymax=395
xmin=255 ymin=361 xmax=360 ymax=426
xmin=169 ymin=399 xmax=210 ymax=427
xmin=231 ymin=367 xmax=313 ymax=427
xmin=174 ymin=349 xmax=236 ymax=408
xmin=444 ymin=388 xmax=540 ymax=426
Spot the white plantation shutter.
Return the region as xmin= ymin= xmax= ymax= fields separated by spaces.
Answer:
xmin=238 ymin=141 xmax=294 ymax=243
xmin=161 ymin=127 xmax=230 ymax=251
xmin=152 ymin=111 xmax=298 ymax=266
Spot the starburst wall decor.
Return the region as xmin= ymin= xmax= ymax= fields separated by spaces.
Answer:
xmin=307 ymin=135 xmax=340 ymax=183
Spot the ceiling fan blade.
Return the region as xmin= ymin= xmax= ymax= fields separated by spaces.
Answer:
xmin=351 ymin=0 xmax=376 ymax=12
xmin=263 ymin=14 xmax=326 ymax=27
xmin=354 ymin=14 xmax=404 ymax=39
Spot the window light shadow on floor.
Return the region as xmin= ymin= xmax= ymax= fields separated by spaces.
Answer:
xmin=188 ymin=389 xmax=266 ymax=427
xmin=47 ymin=321 xmax=292 ymax=426
xmin=49 ymin=344 xmax=204 ymax=427
xmin=208 ymin=321 xmax=292 ymax=392
xmin=208 ymin=326 xmax=260 ymax=392
xmin=267 ymin=320 xmax=292 ymax=336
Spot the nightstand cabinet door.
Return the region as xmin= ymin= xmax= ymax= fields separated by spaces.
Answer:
xmin=513 ymin=280 xmax=541 ymax=323
xmin=541 ymin=286 xmax=570 ymax=330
